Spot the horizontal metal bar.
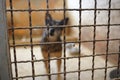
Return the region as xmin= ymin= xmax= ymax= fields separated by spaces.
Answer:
xmin=11 ymin=52 xmax=120 ymax=64
xmin=12 ymin=66 xmax=117 ymax=79
xmin=9 ymin=38 xmax=120 ymax=47
xmin=6 ymin=8 xmax=120 ymax=12
xmin=8 ymin=24 xmax=120 ymax=30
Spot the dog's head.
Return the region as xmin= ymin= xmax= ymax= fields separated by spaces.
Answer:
xmin=45 ymin=13 xmax=69 ymax=38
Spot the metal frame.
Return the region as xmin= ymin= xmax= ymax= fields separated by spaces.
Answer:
xmin=0 ymin=0 xmax=12 ymax=80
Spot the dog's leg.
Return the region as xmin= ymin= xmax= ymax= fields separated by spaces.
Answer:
xmin=44 ymin=58 xmax=49 ymax=74
xmin=56 ymin=51 xmax=62 ymax=80
xmin=42 ymin=51 xmax=50 ymax=78
xmin=57 ymin=59 xmax=61 ymax=80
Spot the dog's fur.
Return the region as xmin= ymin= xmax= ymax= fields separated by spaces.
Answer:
xmin=40 ymin=13 xmax=68 ymax=80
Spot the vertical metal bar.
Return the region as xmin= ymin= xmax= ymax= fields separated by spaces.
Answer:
xmin=63 ymin=0 xmax=66 ymax=80
xmin=0 ymin=0 xmax=12 ymax=80
xmin=28 ymin=0 xmax=35 ymax=80
xmin=78 ymin=0 xmax=82 ymax=80
xmin=92 ymin=0 xmax=97 ymax=80
xmin=46 ymin=0 xmax=49 ymax=14
xmin=46 ymin=0 xmax=51 ymax=80
xmin=9 ymin=0 xmax=18 ymax=79
xmin=117 ymin=41 xmax=120 ymax=78
xmin=104 ymin=0 xmax=111 ymax=79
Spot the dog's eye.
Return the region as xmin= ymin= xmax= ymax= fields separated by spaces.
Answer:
xmin=50 ymin=29 xmax=55 ymax=36
xmin=51 ymin=29 xmax=55 ymax=33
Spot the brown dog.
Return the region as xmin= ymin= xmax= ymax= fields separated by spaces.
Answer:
xmin=40 ymin=13 xmax=68 ymax=80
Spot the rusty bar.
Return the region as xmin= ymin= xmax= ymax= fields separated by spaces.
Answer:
xmin=6 ymin=8 xmax=120 ymax=12
xmin=92 ymin=0 xmax=97 ymax=80
xmin=11 ymin=52 xmax=120 ymax=64
xmin=104 ymin=0 xmax=111 ymax=79
xmin=12 ymin=66 xmax=118 ymax=80
xmin=45 ymin=0 xmax=52 ymax=80
xmin=9 ymin=38 xmax=120 ymax=47
xmin=63 ymin=0 xmax=67 ymax=80
xmin=27 ymin=0 xmax=35 ymax=80
xmin=8 ymin=24 xmax=120 ymax=30
xmin=0 ymin=0 xmax=12 ymax=80
xmin=78 ymin=0 xmax=82 ymax=80
xmin=9 ymin=0 xmax=18 ymax=79
xmin=117 ymin=41 xmax=120 ymax=78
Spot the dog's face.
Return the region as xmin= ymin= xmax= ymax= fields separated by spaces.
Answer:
xmin=45 ymin=13 xmax=69 ymax=38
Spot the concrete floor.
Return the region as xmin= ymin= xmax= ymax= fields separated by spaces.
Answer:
xmin=10 ymin=45 xmax=114 ymax=80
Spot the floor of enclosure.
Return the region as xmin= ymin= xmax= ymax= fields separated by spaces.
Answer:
xmin=10 ymin=46 xmax=115 ymax=80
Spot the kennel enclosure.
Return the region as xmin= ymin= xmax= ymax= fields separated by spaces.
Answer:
xmin=0 ymin=0 xmax=120 ymax=80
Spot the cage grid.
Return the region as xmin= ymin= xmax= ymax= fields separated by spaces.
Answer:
xmin=0 ymin=0 xmax=120 ymax=80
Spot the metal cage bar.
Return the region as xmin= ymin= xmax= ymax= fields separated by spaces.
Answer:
xmin=117 ymin=41 xmax=120 ymax=78
xmin=92 ymin=0 xmax=97 ymax=80
xmin=8 ymin=24 xmax=120 ymax=30
xmin=6 ymin=8 xmax=120 ymax=12
xmin=0 ymin=0 xmax=12 ymax=80
xmin=104 ymin=0 xmax=111 ymax=79
xmin=46 ymin=0 xmax=52 ymax=80
xmin=78 ymin=0 xmax=82 ymax=80
xmin=63 ymin=0 xmax=67 ymax=80
xmin=9 ymin=0 xmax=18 ymax=79
xmin=9 ymin=38 xmax=120 ymax=47
xmin=27 ymin=0 xmax=35 ymax=80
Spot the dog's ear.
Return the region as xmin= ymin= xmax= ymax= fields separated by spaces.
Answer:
xmin=59 ymin=17 xmax=69 ymax=25
xmin=45 ymin=13 xmax=53 ymax=25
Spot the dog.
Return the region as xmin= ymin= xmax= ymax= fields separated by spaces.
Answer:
xmin=40 ymin=13 xmax=68 ymax=80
